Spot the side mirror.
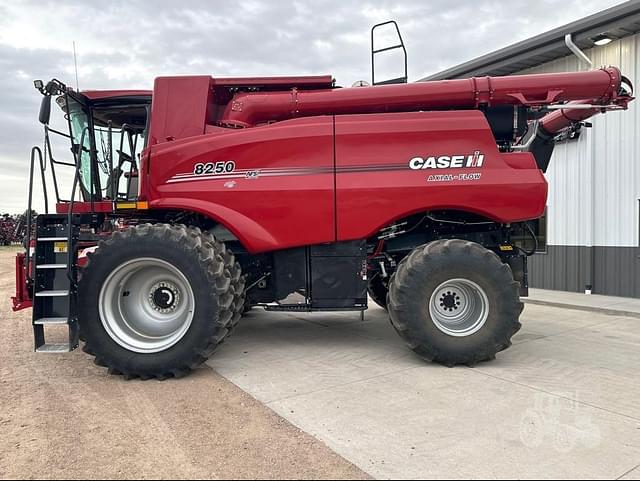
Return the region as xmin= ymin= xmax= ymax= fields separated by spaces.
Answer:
xmin=39 ymin=95 xmax=51 ymax=125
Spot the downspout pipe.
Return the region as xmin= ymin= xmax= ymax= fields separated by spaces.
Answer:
xmin=565 ymin=34 xmax=593 ymax=68
xmin=553 ymin=35 xmax=593 ymax=293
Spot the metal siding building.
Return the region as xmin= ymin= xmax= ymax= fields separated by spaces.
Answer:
xmin=425 ymin=2 xmax=640 ymax=297
xmin=521 ymin=37 xmax=640 ymax=297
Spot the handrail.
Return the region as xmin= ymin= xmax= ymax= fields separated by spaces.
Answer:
xmin=107 ymin=121 xmax=113 ymax=202
xmin=44 ymin=126 xmax=60 ymax=202
xmin=24 ymin=146 xmax=48 ymax=286
xmin=371 ymin=21 xmax=408 ymax=86
xmin=89 ymin=124 xmax=95 ymax=213
xmin=27 ymin=126 xmax=89 ymax=288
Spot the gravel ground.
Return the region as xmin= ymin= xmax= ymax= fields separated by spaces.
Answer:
xmin=0 ymin=247 xmax=369 ymax=480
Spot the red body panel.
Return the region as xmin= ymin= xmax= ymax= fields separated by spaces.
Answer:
xmin=144 ymin=111 xmax=547 ymax=253
xmin=56 ymin=201 xmax=113 ymax=214
xmin=149 ymin=76 xmax=212 ymax=145
xmin=334 ymin=112 xmax=547 ymax=240
xmin=147 ymin=117 xmax=336 ymax=253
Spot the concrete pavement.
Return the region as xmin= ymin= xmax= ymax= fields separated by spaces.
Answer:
xmin=0 ymin=248 xmax=369 ymax=480
xmin=208 ymin=301 xmax=640 ymax=479
xmin=526 ymin=288 xmax=640 ymax=319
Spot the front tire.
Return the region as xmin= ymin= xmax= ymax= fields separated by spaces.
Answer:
xmin=79 ymin=224 xmax=237 ymax=380
xmin=388 ymin=239 xmax=523 ymax=367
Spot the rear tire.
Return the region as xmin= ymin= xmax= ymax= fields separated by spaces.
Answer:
xmin=388 ymin=239 xmax=522 ymax=367
xmin=79 ymin=224 xmax=238 ymax=380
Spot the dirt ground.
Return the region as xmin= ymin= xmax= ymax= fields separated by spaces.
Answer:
xmin=0 ymin=247 xmax=368 ymax=480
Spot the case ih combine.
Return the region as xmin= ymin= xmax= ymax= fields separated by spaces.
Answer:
xmin=10 ymin=30 xmax=633 ymax=379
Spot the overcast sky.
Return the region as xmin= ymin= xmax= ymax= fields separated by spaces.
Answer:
xmin=0 ymin=0 xmax=626 ymax=213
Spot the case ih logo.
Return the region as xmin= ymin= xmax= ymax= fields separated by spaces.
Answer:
xmin=409 ymin=151 xmax=485 ymax=170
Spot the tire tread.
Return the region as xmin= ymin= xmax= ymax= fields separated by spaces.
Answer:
xmin=388 ymin=239 xmax=522 ymax=367
xmin=80 ymin=223 xmax=244 ymax=380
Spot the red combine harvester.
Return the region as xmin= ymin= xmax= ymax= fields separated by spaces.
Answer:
xmin=11 ymin=28 xmax=633 ymax=379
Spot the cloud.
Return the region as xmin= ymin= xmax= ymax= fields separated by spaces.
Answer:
xmin=0 ymin=0 xmax=625 ymax=212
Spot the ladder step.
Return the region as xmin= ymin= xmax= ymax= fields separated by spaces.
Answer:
xmin=34 ymin=317 xmax=68 ymax=325
xmin=35 ymin=290 xmax=69 ymax=297
xmin=36 ymin=343 xmax=72 ymax=353
xmin=36 ymin=264 xmax=68 ymax=270
xmin=37 ymin=237 xmax=67 ymax=242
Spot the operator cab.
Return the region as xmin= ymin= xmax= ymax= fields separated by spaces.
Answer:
xmin=65 ymin=89 xmax=151 ymax=202
xmin=36 ymin=79 xmax=152 ymax=206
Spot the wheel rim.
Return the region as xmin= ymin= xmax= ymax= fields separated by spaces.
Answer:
xmin=429 ymin=278 xmax=489 ymax=337
xmin=99 ymin=258 xmax=195 ymax=354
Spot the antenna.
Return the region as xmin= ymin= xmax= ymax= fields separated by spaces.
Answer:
xmin=72 ymin=41 xmax=80 ymax=91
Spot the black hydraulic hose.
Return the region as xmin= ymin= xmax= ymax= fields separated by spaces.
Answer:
xmin=522 ymin=222 xmax=539 ymax=256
